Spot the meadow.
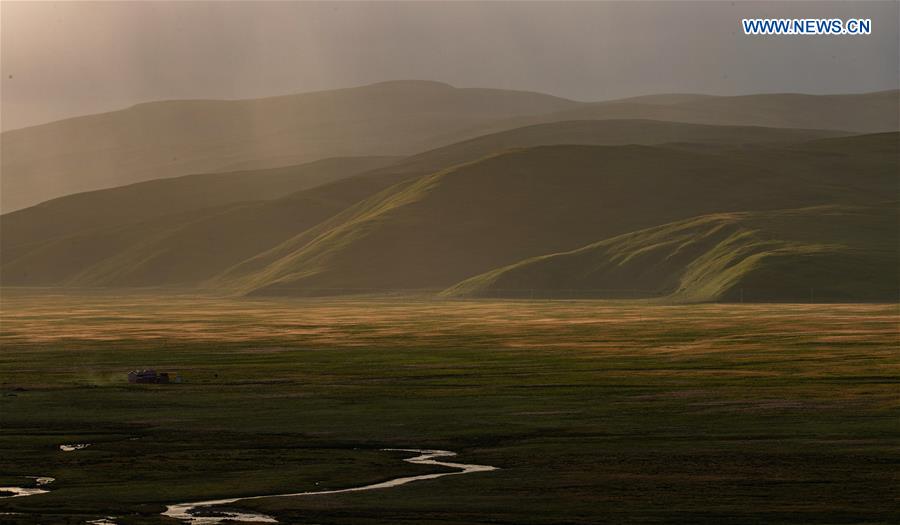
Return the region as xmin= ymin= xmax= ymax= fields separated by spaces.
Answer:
xmin=1 ymin=290 xmax=898 ymax=524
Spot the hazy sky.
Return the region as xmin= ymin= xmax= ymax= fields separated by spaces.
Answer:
xmin=2 ymin=1 xmax=898 ymax=131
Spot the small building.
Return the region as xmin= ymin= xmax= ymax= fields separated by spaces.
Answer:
xmin=127 ymin=369 xmax=170 ymax=384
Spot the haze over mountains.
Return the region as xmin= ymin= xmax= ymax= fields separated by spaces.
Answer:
xmin=3 ymin=81 xmax=897 ymax=212
xmin=512 ymin=90 xmax=900 ymax=135
xmin=1 ymin=81 xmax=575 ymax=212
xmin=1 ymin=81 xmax=897 ymax=302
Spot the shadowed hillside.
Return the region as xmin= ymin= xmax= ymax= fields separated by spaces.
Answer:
xmin=4 ymin=120 xmax=842 ymax=288
xmin=443 ymin=204 xmax=899 ymax=302
xmin=369 ymin=119 xmax=850 ymax=172
xmin=0 ymin=175 xmax=399 ymax=288
xmin=219 ymin=134 xmax=896 ymax=297
xmin=0 ymin=80 xmax=577 ymax=212
xmin=0 ymin=156 xmax=396 ymax=266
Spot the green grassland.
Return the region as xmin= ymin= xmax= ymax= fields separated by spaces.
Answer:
xmin=1 ymin=291 xmax=899 ymax=524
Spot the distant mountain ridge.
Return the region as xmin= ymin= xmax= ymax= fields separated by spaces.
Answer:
xmin=530 ymin=90 xmax=900 ymax=133
xmin=3 ymin=81 xmax=897 ymax=212
xmin=0 ymin=80 xmax=577 ymax=212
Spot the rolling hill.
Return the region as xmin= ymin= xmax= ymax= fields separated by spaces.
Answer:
xmin=4 ymin=119 xmax=846 ymax=288
xmin=218 ymin=133 xmax=896 ymax=297
xmin=443 ymin=204 xmax=899 ymax=302
xmin=370 ymin=119 xmax=850 ymax=176
xmin=4 ymin=81 xmax=896 ymax=213
xmin=495 ymin=90 xmax=900 ymax=136
xmin=0 ymin=156 xmax=396 ymax=269
xmin=0 ymin=80 xmax=578 ymax=212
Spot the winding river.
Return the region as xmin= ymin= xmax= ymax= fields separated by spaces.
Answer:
xmin=162 ymin=448 xmax=498 ymax=524
xmin=60 ymin=443 xmax=91 ymax=452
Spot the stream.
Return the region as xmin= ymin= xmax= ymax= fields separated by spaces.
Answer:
xmin=162 ymin=448 xmax=498 ymax=524
xmin=0 ymin=476 xmax=54 ymax=499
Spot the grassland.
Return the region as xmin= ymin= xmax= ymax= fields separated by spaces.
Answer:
xmin=1 ymin=290 xmax=898 ymax=524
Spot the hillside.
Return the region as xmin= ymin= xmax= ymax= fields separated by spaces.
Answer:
xmin=0 ymin=156 xmax=396 ymax=269
xmin=0 ymin=168 xmax=397 ymax=287
xmin=443 ymin=204 xmax=899 ymax=302
xmin=219 ymin=134 xmax=896 ymax=297
xmin=0 ymin=80 xmax=577 ymax=212
xmin=5 ymin=83 xmax=896 ymax=213
xmin=374 ymin=119 xmax=849 ymax=176
xmin=4 ymin=119 xmax=843 ymax=288
xmin=500 ymin=90 xmax=900 ymax=135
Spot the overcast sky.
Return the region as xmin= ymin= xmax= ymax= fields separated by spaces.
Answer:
xmin=2 ymin=1 xmax=898 ymax=131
